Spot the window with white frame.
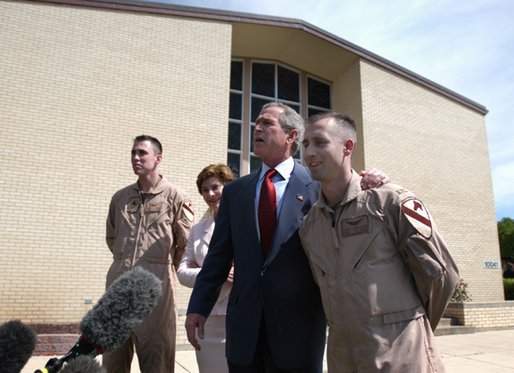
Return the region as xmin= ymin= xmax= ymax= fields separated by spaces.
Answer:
xmin=227 ymin=60 xmax=331 ymax=177
xmin=227 ymin=60 xmax=244 ymax=178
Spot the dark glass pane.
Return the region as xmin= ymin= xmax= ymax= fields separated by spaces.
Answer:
xmin=250 ymin=156 xmax=262 ymax=173
xmin=286 ymin=103 xmax=300 ymax=114
xmin=228 ymin=122 xmax=241 ymax=150
xmin=251 ymin=96 xmax=272 ymax=122
xmin=227 ymin=153 xmax=240 ymax=178
xmin=278 ymin=66 xmax=299 ymax=102
xmin=308 ymin=107 xmax=328 ymax=117
xmin=250 ymin=124 xmax=255 ymax=153
xmin=252 ymin=63 xmax=275 ymax=97
xmin=229 ymin=92 xmax=242 ymax=120
xmin=230 ymin=61 xmax=243 ymax=91
xmin=308 ymin=77 xmax=331 ymax=108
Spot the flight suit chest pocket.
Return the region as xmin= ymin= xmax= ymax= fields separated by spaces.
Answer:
xmin=145 ymin=201 xmax=162 ymax=213
xmin=340 ymin=215 xmax=384 ymax=270
xmin=144 ymin=200 xmax=169 ymax=228
xmin=341 ymin=215 xmax=369 ymax=237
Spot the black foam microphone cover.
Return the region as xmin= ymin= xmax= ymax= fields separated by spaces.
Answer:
xmin=0 ymin=319 xmax=36 ymax=373
xmin=35 ymin=266 xmax=162 ymax=372
xmin=80 ymin=265 xmax=163 ymax=351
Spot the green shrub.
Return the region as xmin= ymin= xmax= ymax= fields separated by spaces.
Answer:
xmin=451 ymin=278 xmax=472 ymax=302
xmin=504 ymin=278 xmax=514 ymax=300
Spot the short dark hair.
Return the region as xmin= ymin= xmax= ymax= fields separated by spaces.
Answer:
xmin=307 ymin=112 xmax=357 ymax=143
xmin=134 ymin=135 xmax=162 ymax=155
xmin=196 ymin=164 xmax=236 ymax=194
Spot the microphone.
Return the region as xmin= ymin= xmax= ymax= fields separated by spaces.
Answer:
xmin=59 ymin=355 xmax=105 ymax=373
xmin=0 ymin=319 xmax=36 ymax=373
xmin=35 ymin=266 xmax=162 ymax=373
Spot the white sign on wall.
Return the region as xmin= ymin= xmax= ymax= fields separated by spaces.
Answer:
xmin=483 ymin=261 xmax=500 ymax=269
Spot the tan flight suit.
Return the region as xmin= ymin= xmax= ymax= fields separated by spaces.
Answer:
xmin=103 ymin=176 xmax=193 ymax=373
xmin=300 ymin=171 xmax=459 ymax=373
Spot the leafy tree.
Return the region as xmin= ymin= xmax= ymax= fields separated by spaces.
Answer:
xmin=498 ymin=217 xmax=514 ymax=260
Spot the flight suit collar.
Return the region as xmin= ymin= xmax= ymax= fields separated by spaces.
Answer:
xmin=131 ymin=174 xmax=168 ymax=195
xmin=317 ymin=170 xmax=362 ymax=212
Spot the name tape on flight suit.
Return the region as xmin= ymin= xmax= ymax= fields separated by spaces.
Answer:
xmin=342 ymin=215 xmax=369 ymax=236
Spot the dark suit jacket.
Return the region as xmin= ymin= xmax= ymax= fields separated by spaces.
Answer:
xmin=187 ymin=161 xmax=326 ymax=369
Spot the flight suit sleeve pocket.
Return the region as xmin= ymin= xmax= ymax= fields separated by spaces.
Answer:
xmin=403 ymin=236 xmax=446 ymax=280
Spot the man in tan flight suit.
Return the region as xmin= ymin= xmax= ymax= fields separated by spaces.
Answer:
xmin=103 ymin=135 xmax=194 ymax=373
xmin=300 ymin=113 xmax=459 ymax=372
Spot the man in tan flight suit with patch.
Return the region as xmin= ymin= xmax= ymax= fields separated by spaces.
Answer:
xmin=300 ymin=113 xmax=459 ymax=372
xmin=103 ymin=135 xmax=194 ymax=373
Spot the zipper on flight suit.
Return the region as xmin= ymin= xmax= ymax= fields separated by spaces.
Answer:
xmin=131 ymin=191 xmax=146 ymax=268
xmin=330 ymin=209 xmax=342 ymax=248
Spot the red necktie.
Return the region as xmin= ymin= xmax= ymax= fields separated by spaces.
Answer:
xmin=258 ymin=169 xmax=277 ymax=257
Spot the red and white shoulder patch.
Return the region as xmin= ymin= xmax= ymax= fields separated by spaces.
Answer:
xmin=182 ymin=201 xmax=195 ymax=222
xmin=401 ymin=198 xmax=432 ymax=239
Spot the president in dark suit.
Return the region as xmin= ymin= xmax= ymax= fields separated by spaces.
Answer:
xmin=186 ymin=102 xmax=326 ymax=372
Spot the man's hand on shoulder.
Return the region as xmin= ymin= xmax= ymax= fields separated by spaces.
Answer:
xmin=360 ymin=168 xmax=390 ymax=190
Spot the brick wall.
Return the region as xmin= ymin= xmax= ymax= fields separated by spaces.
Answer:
xmin=358 ymin=61 xmax=503 ymax=301
xmin=445 ymin=301 xmax=514 ymax=329
xmin=0 ymin=0 xmax=231 ymax=324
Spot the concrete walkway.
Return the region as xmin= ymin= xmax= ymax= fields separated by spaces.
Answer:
xmin=23 ymin=329 xmax=514 ymax=373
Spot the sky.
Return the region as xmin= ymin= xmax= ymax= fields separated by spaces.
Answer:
xmin=151 ymin=0 xmax=514 ymax=220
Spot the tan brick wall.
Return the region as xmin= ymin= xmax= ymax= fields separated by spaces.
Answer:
xmin=445 ymin=302 xmax=514 ymax=328
xmin=359 ymin=61 xmax=502 ymax=301
xmin=0 ymin=0 xmax=231 ymax=324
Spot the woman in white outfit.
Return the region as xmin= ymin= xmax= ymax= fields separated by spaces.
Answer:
xmin=178 ymin=164 xmax=235 ymax=373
